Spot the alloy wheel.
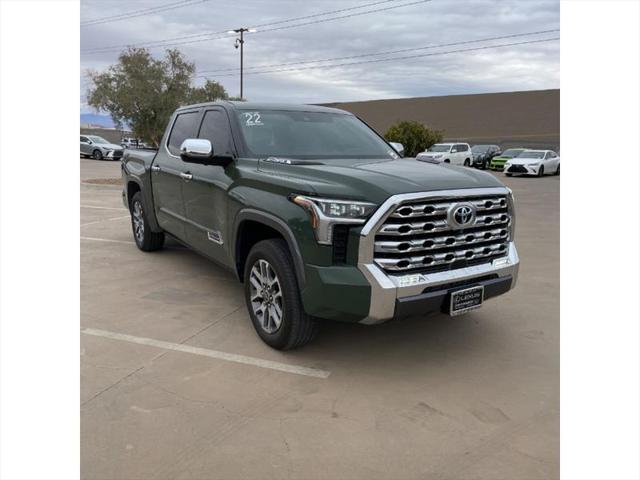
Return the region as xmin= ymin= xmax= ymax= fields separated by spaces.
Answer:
xmin=249 ymin=259 xmax=284 ymax=334
xmin=132 ymin=200 xmax=145 ymax=244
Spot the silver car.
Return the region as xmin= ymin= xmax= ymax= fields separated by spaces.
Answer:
xmin=80 ymin=135 xmax=124 ymax=160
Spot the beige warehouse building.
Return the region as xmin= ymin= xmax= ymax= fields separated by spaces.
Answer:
xmin=322 ymin=88 xmax=560 ymax=151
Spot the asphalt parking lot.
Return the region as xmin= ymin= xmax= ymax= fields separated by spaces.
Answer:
xmin=80 ymin=157 xmax=559 ymax=480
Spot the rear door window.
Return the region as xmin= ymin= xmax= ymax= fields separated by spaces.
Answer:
xmin=167 ymin=111 xmax=199 ymax=156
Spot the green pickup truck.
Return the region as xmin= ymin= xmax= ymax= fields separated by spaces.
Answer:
xmin=122 ymin=102 xmax=519 ymax=349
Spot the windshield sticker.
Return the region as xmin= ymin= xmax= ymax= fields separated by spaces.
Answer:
xmin=243 ymin=112 xmax=263 ymax=126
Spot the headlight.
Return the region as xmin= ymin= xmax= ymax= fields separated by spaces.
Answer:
xmin=290 ymin=195 xmax=377 ymax=245
xmin=434 ymin=154 xmax=443 ymax=159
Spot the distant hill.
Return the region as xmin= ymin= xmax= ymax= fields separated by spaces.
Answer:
xmin=80 ymin=113 xmax=115 ymax=128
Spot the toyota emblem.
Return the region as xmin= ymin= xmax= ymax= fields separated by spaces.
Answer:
xmin=449 ymin=203 xmax=476 ymax=228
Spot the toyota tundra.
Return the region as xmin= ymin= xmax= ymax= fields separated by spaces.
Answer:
xmin=121 ymin=102 xmax=519 ymax=349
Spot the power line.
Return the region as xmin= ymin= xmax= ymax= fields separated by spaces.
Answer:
xmin=81 ymin=0 xmax=210 ymax=27
xmin=196 ymin=37 xmax=559 ymax=78
xmin=197 ymin=29 xmax=560 ymax=75
xmin=81 ymin=0 xmax=400 ymax=52
xmin=81 ymin=0 xmax=431 ymax=54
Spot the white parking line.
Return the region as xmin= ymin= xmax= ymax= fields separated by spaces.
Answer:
xmin=80 ymin=236 xmax=135 ymax=245
xmin=81 ymin=205 xmax=126 ymax=211
xmin=81 ymin=215 xmax=130 ymax=227
xmin=82 ymin=328 xmax=331 ymax=379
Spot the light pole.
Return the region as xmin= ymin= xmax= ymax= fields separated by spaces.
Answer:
xmin=228 ymin=27 xmax=255 ymax=100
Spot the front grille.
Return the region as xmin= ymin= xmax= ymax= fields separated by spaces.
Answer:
xmin=507 ymin=164 xmax=527 ymax=173
xmin=373 ymin=194 xmax=511 ymax=274
xmin=112 ymin=150 xmax=123 ymax=159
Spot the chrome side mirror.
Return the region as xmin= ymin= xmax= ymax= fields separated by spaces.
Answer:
xmin=180 ymin=138 xmax=213 ymax=161
xmin=389 ymin=142 xmax=405 ymax=157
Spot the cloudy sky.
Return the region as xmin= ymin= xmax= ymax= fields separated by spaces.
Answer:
xmin=80 ymin=0 xmax=559 ymax=114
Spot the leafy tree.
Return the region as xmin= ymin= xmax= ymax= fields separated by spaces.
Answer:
xmin=87 ymin=48 xmax=231 ymax=146
xmin=384 ymin=120 xmax=444 ymax=157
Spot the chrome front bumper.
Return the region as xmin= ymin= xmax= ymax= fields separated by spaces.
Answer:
xmin=358 ymin=242 xmax=519 ymax=324
xmin=356 ymin=187 xmax=519 ymax=324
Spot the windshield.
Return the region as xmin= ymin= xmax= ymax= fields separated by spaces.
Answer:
xmin=518 ymin=151 xmax=545 ymax=159
xmin=235 ymin=110 xmax=396 ymax=160
xmin=471 ymin=145 xmax=490 ymax=153
xmin=501 ymin=149 xmax=524 ymax=157
xmin=88 ymin=136 xmax=109 ymax=144
xmin=427 ymin=144 xmax=451 ymax=153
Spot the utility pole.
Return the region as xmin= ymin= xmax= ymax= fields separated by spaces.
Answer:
xmin=228 ymin=27 xmax=255 ymax=100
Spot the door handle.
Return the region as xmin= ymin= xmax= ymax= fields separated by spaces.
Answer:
xmin=151 ymin=165 xmax=161 ymax=172
xmin=180 ymin=172 xmax=193 ymax=181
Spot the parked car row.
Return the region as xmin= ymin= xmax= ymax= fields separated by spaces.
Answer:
xmin=121 ymin=137 xmax=152 ymax=149
xmin=415 ymin=143 xmax=560 ymax=177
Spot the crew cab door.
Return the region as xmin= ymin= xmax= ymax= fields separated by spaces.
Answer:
xmin=182 ymin=107 xmax=236 ymax=266
xmin=151 ymin=109 xmax=200 ymax=241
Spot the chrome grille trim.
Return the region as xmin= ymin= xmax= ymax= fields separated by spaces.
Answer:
xmin=375 ymin=243 xmax=508 ymax=271
xmin=371 ymin=190 xmax=512 ymax=274
xmin=377 ymin=213 xmax=510 ymax=236
xmin=389 ymin=197 xmax=507 ymax=219
xmin=375 ymin=227 xmax=509 ymax=254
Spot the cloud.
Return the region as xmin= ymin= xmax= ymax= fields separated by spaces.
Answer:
xmin=80 ymin=0 xmax=559 ymax=107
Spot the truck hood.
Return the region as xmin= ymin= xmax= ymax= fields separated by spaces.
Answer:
xmin=257 ymin=157 xmax=505 ymax=204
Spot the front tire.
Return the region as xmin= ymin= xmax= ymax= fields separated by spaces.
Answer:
xmin=505 ymin=172 xmax=512 ymax=177
xmin=555 ymin=164 xmax=560 ymax=175
xmin=537 ymin=165 xmax=545 ymax=177
xmin=92 ymin=149 xmax=103 ymax=160
xmin=463 ymin=158 xmax=470 ymax=167
xmin=244 ymin=239 xmax=318 ymax=350
xmin=130 ymin=192 xmax=164 ymax=251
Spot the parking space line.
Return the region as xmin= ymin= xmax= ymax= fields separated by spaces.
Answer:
xmin=81 ymin=236 xmax=135 ymax=245
xmin=81 ymin=205 xmax=126 ymax=211
xmin=81 ymin=215 xmax=130 ymax=227
xmin=81 ymin=328 xmax=331 ymax=379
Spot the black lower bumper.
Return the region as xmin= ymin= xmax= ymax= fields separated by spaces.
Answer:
xmin=507 ymin=164 xmax=528 ymax=173
xmin=394 ymin=275 xmax=513 ymax=318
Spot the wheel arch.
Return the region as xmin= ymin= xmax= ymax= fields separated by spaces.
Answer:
xmin=233 ymin=209 xmax=306 ymax=288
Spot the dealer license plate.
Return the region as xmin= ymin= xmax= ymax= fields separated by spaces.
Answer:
xmin=449 ymin=285 xmax=484 ymax=316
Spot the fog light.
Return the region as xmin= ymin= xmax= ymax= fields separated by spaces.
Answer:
xmin=493 ymin=257 xmax=509 ymax=267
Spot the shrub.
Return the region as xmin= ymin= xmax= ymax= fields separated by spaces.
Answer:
xmin=384 ymin=120 xmax=444 ymax=157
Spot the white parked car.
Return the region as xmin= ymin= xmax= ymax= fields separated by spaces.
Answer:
xmin=416 ymin=143 xmax=473 ymax=166
xmin=504 ymin=150 xmax=560 ymax=177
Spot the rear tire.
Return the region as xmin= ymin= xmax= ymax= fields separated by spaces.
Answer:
xmin=505 ymin=173 xmax=512 ymax=177
xmin=244 ymin=239 xmax=318 ymax=350
xmin=130 ymin=192 xmax=164 ymax=251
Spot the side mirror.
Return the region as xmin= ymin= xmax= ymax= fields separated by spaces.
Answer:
xmin=180 ymin=138 xmax=233 ymax=166
xmin=389 ymin=142 xmax=405 ymax=157
xmin=451 ymin=148 xmax=458 ymax=153
xmin=86 ymin=140 xmax=92 ymax=145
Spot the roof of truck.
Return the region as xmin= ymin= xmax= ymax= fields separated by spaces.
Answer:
xmin=176 ymin=101 xmax=351 ymax=115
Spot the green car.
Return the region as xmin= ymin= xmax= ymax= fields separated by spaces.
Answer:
xmin=490 ymin=148 xmax=527 ymax=171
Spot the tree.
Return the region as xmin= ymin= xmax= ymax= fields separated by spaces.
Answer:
xmin=384 ymin=120 xmax=444 ymax=157
xmin=87 ymin=48 xmax=231 ymax=146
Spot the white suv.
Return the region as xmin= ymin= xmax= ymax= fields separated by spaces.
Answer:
xmin=416 ymin=142 xmax=473 ymax=166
